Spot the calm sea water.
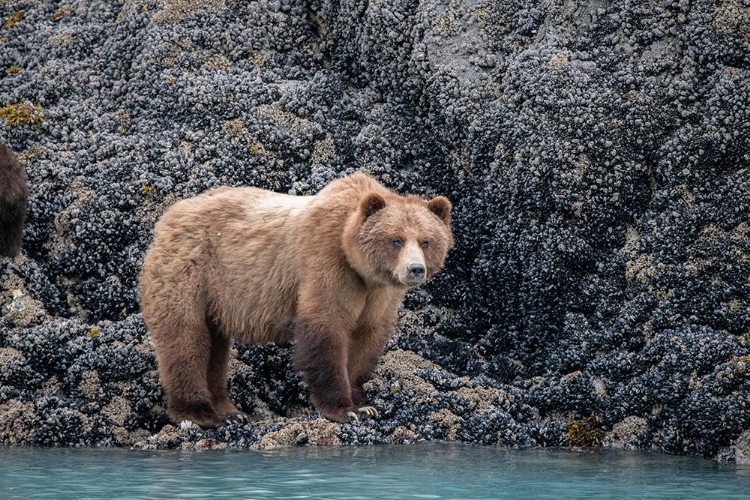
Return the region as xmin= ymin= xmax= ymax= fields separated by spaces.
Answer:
xmin=0 ymin=443 xmax=747 ymax=499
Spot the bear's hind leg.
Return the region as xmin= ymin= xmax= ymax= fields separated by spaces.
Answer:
xmin=207 ymin=329 xmax=248 ymax=424
xmin=153 ymin=319 xmax=224 ymax=428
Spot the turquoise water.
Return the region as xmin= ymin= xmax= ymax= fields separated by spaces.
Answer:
xmin=1 ymin=444 xmax=748 ymax=499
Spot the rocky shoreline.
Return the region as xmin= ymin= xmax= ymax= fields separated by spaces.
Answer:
xmin=2 ymin=0 xmax=750 ymax=459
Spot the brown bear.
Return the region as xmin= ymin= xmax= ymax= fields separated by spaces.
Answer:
xmin=0 ymin=142 xmax=28 ymax=257
xmin=139 ymin=172 xmax=453 ymax=427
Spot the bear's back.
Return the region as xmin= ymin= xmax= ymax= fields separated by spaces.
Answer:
xmin=164 ymin=186 xmax=312 ymax=223
xmin=148 ymin=186 xmax=320 ymax=343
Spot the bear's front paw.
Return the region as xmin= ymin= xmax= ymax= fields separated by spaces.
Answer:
xmin=356 ymin=406 xmax=378 ymax=420
xmin=323 ymin=406 xmax=379 ymax=423
xmin=222 ymin=411 xmax=249 ymax=425
xmin=344 ymin=407 xmax=379 ymax=421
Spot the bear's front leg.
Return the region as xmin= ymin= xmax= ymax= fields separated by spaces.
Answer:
xmin=348 ymin=305 xmax=400 ymax=415
xmin=292 ymin=319 xmax=374 ymax=423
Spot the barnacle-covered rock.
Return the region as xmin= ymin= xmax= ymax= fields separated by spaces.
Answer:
xmin=1 ymin=0 xmax=749 ymax=457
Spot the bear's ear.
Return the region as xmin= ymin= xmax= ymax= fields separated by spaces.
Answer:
xmin=427 ymin=196 xmax=452 ymax=225
xmin=361 ymin=193 xmax=386 ymax=218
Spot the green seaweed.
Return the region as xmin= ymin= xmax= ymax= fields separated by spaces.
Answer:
xmin=566 ymin=416 xmax=605 ymax=447
xmin=18 ymin=145 xmax=47 ymax=161
xmin=87 ymin=327 xmax=101 ymax=340
xmin=0 ymin=102 xmax=44 ymax=126
xmin=51 ymin=6 xmax=70 ymax=22
xmin=4 ymin=10 xmax=24 ymax=29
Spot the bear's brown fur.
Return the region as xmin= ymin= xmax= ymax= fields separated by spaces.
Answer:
xmin=139 ymin=173 xmax=453 ymax=426
xmin=0 ymin=142 xmax=28 ymax=257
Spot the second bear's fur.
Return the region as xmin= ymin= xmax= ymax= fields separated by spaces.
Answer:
xmin=139 ymin=173 xmax=453 ymax=426
xmin=0 ymin=142 xmax=28 ymax=257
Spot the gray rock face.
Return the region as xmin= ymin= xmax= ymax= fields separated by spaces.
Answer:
xmin=1 ymin=0 xmax=749 ymax=456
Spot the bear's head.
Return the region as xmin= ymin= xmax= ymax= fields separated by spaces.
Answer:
xmin=344 ymin=191 xmax=453 ymax=287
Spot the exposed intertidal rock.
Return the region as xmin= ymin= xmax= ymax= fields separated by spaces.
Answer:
xmin=1 ymin=0 xmax=749 ymax=458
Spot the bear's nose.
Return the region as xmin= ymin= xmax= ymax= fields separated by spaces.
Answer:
xmin=407 ymin=263 xmax=425 ymax=281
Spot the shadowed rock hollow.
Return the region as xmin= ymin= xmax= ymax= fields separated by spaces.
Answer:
xmin=1 ymin=0 xmax=749 ymax=458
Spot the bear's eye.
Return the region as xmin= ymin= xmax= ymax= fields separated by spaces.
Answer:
xmin=420 ymin=241 xmax=429 ymax=249
xmin=392 ymin=239 xmax=403 ymax=249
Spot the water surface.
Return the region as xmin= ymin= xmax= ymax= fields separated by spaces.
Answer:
xmin=1 ymin=443 xmax=747 ymax=499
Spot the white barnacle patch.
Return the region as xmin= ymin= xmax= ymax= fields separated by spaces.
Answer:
xmin=179 ymin=420 xmax=197 ymax=430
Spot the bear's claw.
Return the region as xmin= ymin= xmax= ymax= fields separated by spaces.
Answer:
xmin=223 ymin=412 xmax=249 ymax=425
xmin=342 ymin=406 xmax=379 ymax=422
xmin=358 ymin=406 xmax=379 ymax=419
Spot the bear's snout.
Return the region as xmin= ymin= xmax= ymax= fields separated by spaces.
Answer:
xmin=407 ymin=263 xmax=425 ymax=282
xmin=397 ymin=241 xmax=427 ymax=286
